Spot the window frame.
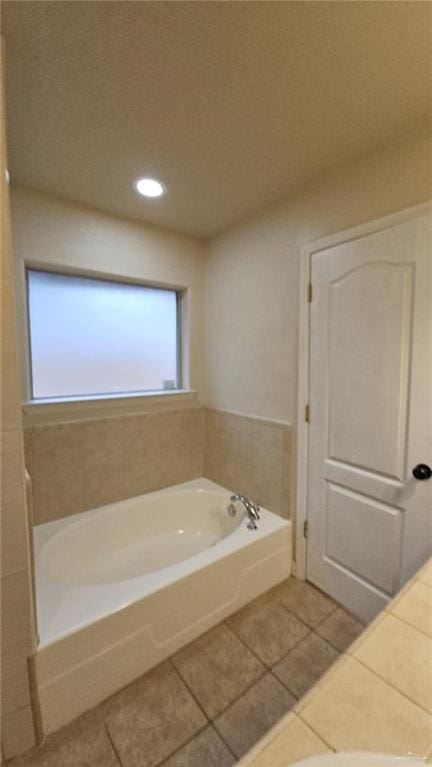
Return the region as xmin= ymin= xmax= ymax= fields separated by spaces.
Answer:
xmin=24 ymin=265 xmax=187 ymax=405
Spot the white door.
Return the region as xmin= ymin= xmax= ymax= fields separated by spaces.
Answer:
xmin=307 ymin=206 xmax=432 ymax=622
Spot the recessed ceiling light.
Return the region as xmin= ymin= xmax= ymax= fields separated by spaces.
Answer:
xmin=134 ymin=177 xmax=165 ymax=198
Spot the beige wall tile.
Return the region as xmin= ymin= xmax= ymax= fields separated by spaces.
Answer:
xmin=300 ymin=657 xmax=432 ymax=755
xmin=31 ymin=423 xmax=84 ymax=523
xmin=1 ymin=353 xmax=21 ymax=431
xmin=1 ymin=431 xmax=26 ymax=507
xmin=251 ymin=465 xmax=283 ymax=517
xmin=1 ymin=498 xmax=29 ymax=576
xmin=243 ymin=714 xmax=330 ymax=767
xmin=251 ymin=422 xmax=284 ymax=470
xmin=1 ymin=83 xmax=36 ymax=758
xmin=23 ymin=429 xmax=33 ymax=477
xmin=28 ymin=406 xmax=291 ymax=524
xmin=204 ymin=408 xmax=291 ymax=518
xmin=1 ymin=571 xmax=35 ymax=730
xmin=1 ymin=571 xmax=34 ymax=662
xmin=1 ymin=705 xmax=36 ymax=759
xmin=0 ymin=648 xmax=32 ymax=716
xmin=354 ymin=612 xmax=432 ymax=712
xmin=26 ymin=408 xmax=205 ymax=519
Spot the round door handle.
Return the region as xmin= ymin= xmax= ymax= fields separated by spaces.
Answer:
xmin=412 ymin=464 xmax=432 ymax=480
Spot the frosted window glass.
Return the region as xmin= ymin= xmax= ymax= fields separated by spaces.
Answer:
xmin=27 ymin=270 xmax=179 ymax=399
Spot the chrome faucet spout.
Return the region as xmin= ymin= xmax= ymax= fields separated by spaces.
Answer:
xmin=229 ymin=493 xmax=260 ymax=529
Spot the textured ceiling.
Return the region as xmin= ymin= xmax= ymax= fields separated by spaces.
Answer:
xmin=2 ymin=1 xmax=431 ymax=238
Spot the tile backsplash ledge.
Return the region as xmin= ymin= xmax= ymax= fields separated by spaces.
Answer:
xmin=24 ymin=407 xmax=292 ymax=525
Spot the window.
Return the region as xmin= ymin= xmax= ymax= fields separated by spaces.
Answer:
xmin=27 ymin=269 xmax=180 ymax=400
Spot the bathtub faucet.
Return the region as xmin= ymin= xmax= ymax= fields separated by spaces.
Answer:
xmin=228 ymin=494 xmax=260 ymax=530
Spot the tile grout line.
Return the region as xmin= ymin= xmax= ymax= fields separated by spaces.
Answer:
xmin=103 ymin=660 xmax=213 ymax=767
xmin=351 ymin=654 xmax=432 ymax=716
xmin=295 ymin=710 xmax=337 ymax=753
xmin=163 ymin=659 xmax=239 ymax=766
xmin=221 ymin=620 xmax=277 ymax=671
xmin=172 ymin=639 xmax=267 ymax=726
xmin=153 ymin=722 xmax=213 ymax=767
xmin=165 ymin=657 xmax=213 ymax=726
xmin=212 ymin=717 xmax=242 ymax=763
xmin=387 ymin=609 xmax=432 ymax=640
xmin=267 ymin=586 xmax=340 ymax=631
xmin=268 ymin=628 xmax=342 ymax=700
xmin=104 ymin=721 xmax=126 ymax=767
xmin=99 ymin=657 xmax=211 ymax=767
xmin=225 ymin=584 xmax=343 ymax=672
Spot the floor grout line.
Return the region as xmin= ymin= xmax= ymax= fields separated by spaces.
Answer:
xmin=166 ymin=657 xmax=212 ymax=723
xmin=212 ymin=718 xmax=242 ymax=762
xmin=104 ymin=721 xmax=126 ymax=767
xmin=263 ymin=582 xmax=340 ymax=630
xmin=153 ymin=721 xmax=211 ymax=767
xmin=221 ymin=620 xmax=272 ymax=669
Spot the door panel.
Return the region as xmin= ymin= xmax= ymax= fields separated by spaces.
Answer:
xmin=325 ymin=483 xmax=401 ymax=594
xmin=307 ymin=209 xmax=432 ymax=621
xmin=327 ymin=263 xmax=413 ymax=479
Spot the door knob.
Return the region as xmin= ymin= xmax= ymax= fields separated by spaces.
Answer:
xmin=412 ymin=464 xmax=432 ymax=480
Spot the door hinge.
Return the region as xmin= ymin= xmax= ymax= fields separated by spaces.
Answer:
xmin=307 ymin=282 xmax=313 ymax=302
xmin=305 ymin=403 xmax=310 ymax=423
xmin=303 ymin=519 xmax=309 ymax=538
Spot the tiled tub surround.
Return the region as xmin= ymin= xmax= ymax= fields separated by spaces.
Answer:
xmin=205 ymin=409 xmax=292 ymax=519
xmin=24 ymin=407 xmax=205 ymax=524
xmin=23 ymin=406 xmax=292 ymax=525
xmin=8 ymin=579 xmax=365 ymax=767
xmin=238 ymin=558 xmax=432 ymax=766
xmin=1 ymin=68 xmax=37 ymax=756
xmin=32 ymin=479 xmax=292 ymax=735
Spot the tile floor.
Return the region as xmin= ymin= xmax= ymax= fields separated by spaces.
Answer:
xmin=8 ymin=579 xmax=365 ymax=767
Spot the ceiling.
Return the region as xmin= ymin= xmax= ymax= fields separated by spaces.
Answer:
xmin=2 ymin=1 xmax=431 ymax=238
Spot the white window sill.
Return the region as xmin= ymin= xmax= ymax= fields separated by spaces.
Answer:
xmin=22 ymin=389 xmax=198 ymax=427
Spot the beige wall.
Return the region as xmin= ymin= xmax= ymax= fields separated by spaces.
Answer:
xmin=204 ymin=128 xmax=432 ymax=424
xmin=1 ymin=55 xmax=37 ymax=758
xmin=10 ymin=184 xmax=206 ymax=403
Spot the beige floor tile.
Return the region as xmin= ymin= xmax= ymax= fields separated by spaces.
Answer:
xmin=270 ymin=579 xmax=337 ymax=628
xmin=300 ymin=657 xmax=432 ymax=755
xmin=273 ymin=632 xmax=339 ymax=699
xmin=214 ymin=673 xmax=296 ymax=758
xmin=354 ymin=612 xmax=432 ymax=712
xmin=418 ymin=560 xmax=432 ymax=588
xmin=227 ymin=594 xmax=310 ymax=666
xmin=104 ymin=661 xmax=207 ymax=767
xmin=161 ymin=726 xmax=235 ymax=767
xmin=242 ymin=714 xmax=331 ymax=767
xmin=172 ymin=623 xmax=265 ymax=719
xmin=391 ymin=580 xmax=432 ymax=637
xmin=316 ymin=607 xmax=365 ymax=652
xmin=8 ymin=709 xmax=119 ymax=767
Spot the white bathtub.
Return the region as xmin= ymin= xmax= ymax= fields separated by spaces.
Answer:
xmin=33 ymin=478 xmax=292 ymax=733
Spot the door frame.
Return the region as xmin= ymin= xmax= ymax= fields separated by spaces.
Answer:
xmin=295 ymin=200 xmax=432 ymax=581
